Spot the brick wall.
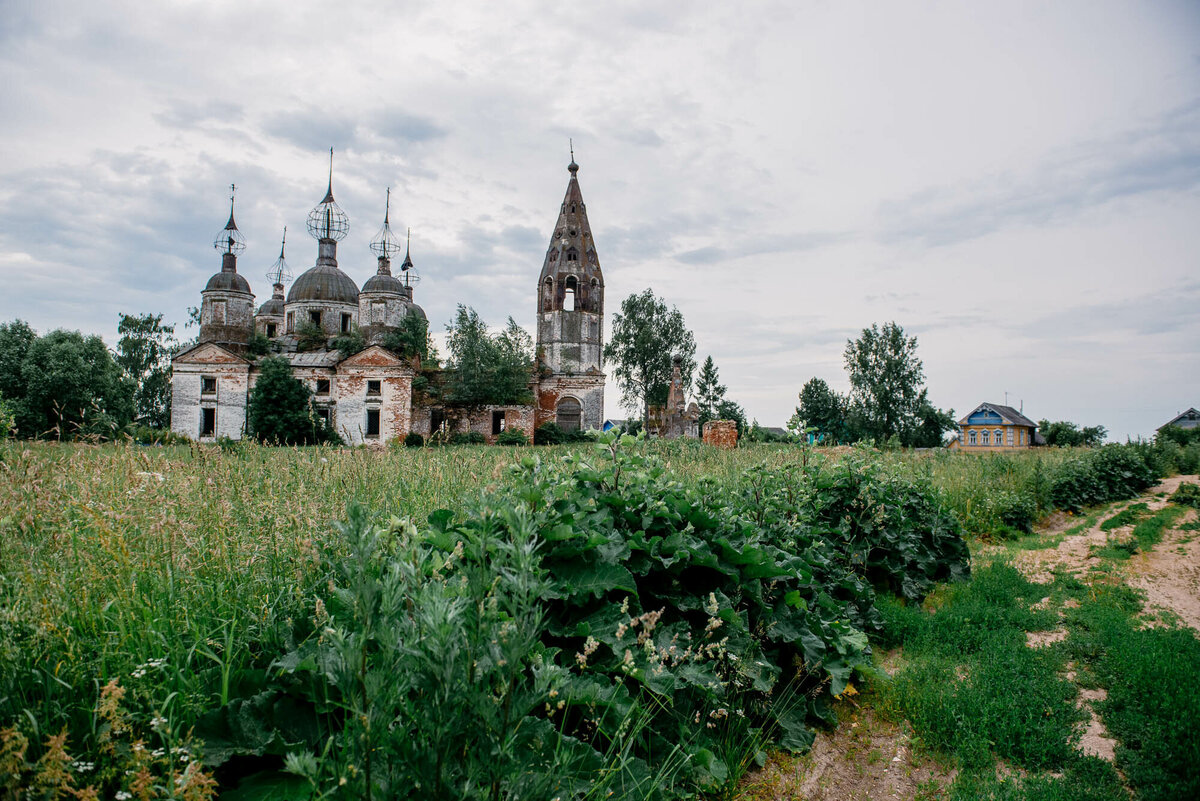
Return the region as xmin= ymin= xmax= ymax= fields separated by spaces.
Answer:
xmin=702 ymin=420 xmax=738 ymax=449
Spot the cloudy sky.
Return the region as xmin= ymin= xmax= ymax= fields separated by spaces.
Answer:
xmin=2 ymin=0 xmax=1198 ymax=439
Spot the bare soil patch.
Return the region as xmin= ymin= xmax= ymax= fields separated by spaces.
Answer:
xmin=1014 ymin=475 xmax=1199 ymax=589
xmin=736 ymin=706 xmax=955 ymax=801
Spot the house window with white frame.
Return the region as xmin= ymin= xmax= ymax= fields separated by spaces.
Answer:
xmin=1007 ymin=428 xmax=1014 ymax=446
xmin=995 ymin=429 xmax=1003 ymax=446
xmin=969 ymin=430 xmax=977 ymax=446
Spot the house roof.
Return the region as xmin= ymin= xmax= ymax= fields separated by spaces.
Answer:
xmin=958 ymin=402 xmax=1038 ymax=429
xmin=1158 ymin=407 xmax=1200 ymax=430
xmin=762 ymin=426 xmax=789 ymax=437
xmin=288 ymin=350 xmax=341 ymax=368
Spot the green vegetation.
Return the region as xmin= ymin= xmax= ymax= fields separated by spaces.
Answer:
xmin=247 ymin=356 xmax=340 ymax=445
xmin=792 ymin=322 xmax=955 ymax=448
xmin=115 ymin=312 xmax=178 ymax=429
xmin=444 ymin=305 xmax=534 ymax=406
xmin=0 ymin=438 xmax=1192 ymax=799
xmin=604 ymin=289 xmax=697 ymax=426
xmin=1037 ymin=419 xmax=1108 ymax=448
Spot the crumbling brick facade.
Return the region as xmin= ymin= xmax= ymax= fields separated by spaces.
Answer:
xmin=702 ymin=420 xmax=739 ymax=449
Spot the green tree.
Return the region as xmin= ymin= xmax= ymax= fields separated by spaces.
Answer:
xmin=603 ymin=289 xmax=696 ymax=427
xmin=842 ymin=322 xmax=954 ymax=446
xmin=247 ymin=356 xmax=332 ymax=445
xmin=444 ymin=306 xmax=533 ymax=406
xmin=715 ymin=398 xmax=747 ymax=437
xmin=1037 ymin=419 xmax=1107 ymax=447
xmin=791 ymin=377 xmax=849 ymax=443
xmin=695 ymin=355 xmax=727 ymax=425
xmin=0 ymin=320 xmax=36 ymax=405
xmin=18 ymin=329 xmax=133 ymax=439
xmin=381 ymin=313 xmax=437 ymax=365
xmin=912 ymin=400 xmax=958 ymax=448
xmin=115 ymin=312 xmax=178 ymax=429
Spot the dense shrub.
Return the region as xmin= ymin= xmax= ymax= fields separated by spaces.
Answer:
xmin=403 ymin=432 xmax=424 ymax=448
xmin=449 ymin=431 xmax=487 ymax=445
xmin=495 ymin=427 xmax=528 ymax=445
xmin=534 ymin=422 xmax=592 ymax=445
xmin=275 ymin=434 xmax=973 ymax=799
xmin=1049 ymin=445 xmax=1156 ymax=513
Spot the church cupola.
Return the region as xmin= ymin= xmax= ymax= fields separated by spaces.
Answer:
xmin=200 ymin=185 xmax=255 ymax=350
xmin=360 ymin=189 xmax=419 ymax=344
xmin=286 ymin=149 xmax=359 ymax=340
xmin=255 ymin=227 xmax=291 ymax=339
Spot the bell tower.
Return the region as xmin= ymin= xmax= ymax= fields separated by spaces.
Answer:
xmin=535 ymin=151 xmax=606 ymax=431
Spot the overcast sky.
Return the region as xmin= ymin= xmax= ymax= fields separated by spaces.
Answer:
xmin=1 ymin=0 xmax=1197 ymax=439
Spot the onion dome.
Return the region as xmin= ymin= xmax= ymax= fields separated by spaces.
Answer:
xmin=306 ymin=148 xmax=349 ymax=242
xmin=287 ymin=263 xmax=359 ymax=303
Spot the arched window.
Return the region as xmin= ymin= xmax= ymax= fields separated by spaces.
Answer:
xmin=969 ymin=430 xmax=977 ymax=446
xmin=556 ymin=397 xmax=582 ymax=431
xmin=564 ymin=276 xmax=577 ymax=311
xmin=994 ymin=429 xmax=1003 ymax=446
xmin=982 ymin=430 xmax=990 ymax=445
xmin=542 ymin=277 xmax=554 ymax=311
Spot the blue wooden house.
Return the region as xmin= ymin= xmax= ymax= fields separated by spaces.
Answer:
xmin=951 ymin=403 xmax=1040 ymax=450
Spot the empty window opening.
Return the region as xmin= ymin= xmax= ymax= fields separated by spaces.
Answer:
xmin=367 ymin=380 xmax=382 ymax=396
xmin=315 ymin=407 xmax=331 ymax=426
xmin=316 ymin=379 xmax=330 ymax=395
xmin=566 ymin=248 xmax=579 ymax=262
xmin=430 ymin=408 xmax=445 ymax=434
xmin=492 ymin=410 xmax=506 ymax=435
xmin=341 ymin=313 xmax=352 ymax=333
xmin=266 ymin=323 xmax=277 ymax=338
xmin=556 ymin=397 xmax=582 ymax=432
xmin=309 ymin=310 xmax=322 ymax=327
xmin=366 ymin=409 xmax=380 ymax=438
xmin=286 ymin=312 xmax=294 ymax=333
xmin=564 ymin=276 xmax=578 ymax=311
xmin=570 ymin=204 xmax=576 ymax=213
xmin=200 ymin=408 xmax=216 ymax=437
xmin=201 ymin=376 xmax=217 ymax=395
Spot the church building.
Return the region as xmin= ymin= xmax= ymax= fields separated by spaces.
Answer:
xmin=170 ymin=154 xmax=605 ymax=445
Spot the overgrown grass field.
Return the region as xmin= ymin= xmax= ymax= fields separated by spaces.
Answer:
xmin=0 ymin=438 xmax=1193 ymax=799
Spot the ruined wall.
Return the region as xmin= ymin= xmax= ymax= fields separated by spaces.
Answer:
xmin=333 ymin=350 xmax=413 ymax=446
xmin=536 ymin=375 xmax=605 ymax=431
xmin=170 ymin=352 xmax=250 ymax=441
xmin=702 ymin=420 xmax=739 ymax=450
xmin=409 ymin=403 xmax=536 ymax=444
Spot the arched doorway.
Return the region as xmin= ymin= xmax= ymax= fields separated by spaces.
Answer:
xmin=556 ymin=397 xmax=582 ymax=431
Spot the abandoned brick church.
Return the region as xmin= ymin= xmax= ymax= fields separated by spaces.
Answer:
xmin=170 ymin=155 xmax=605 ymax=445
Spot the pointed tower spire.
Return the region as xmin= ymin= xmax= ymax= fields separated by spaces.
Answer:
xmin=370 ymin=187 xmax=403 ymax=275
xmin=212 ymin=183 xmax=246 ymax=269
xmin=265 ymin=226 xmax=292 ymax=299
xmin=307 ymin=148 xmax=349 ymax=242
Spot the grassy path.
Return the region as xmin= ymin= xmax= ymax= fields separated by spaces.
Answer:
xmin=737 ymin=476 xmax=1200 ymax=801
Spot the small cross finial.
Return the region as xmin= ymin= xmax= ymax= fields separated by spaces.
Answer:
xmin=280 ymin=226 xmax=287 ymax=257
xmin=384 ymin=187 xmax=391 ymax=224
xmin=570 ymin=138 xmax=574 ymax=161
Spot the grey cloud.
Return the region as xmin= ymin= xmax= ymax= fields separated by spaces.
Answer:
xmin=1020 ymin=281 xmax=1200 ymax=341
xmin=367 ymin=108 xmax=447 ymax=146
xmin=263 ymin=109 xmax=357 ymax=153
xmin=154 ymin=100 xmax=244 ymax=129
xmin=879 ymin=100 xmax=1200 ymax=246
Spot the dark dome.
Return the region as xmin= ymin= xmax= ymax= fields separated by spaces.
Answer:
xmin=204 ymin=271 xmax=252 ymax=293
xmin=287 ymin=263 xmax=359 ymax=304
xmin=409 ymin=303 xmax=427 ymax=322
xmin=257 ymin=297 xmax=285 ymax=316
xmin=361 ymin=273 xmax=405 ymax=294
